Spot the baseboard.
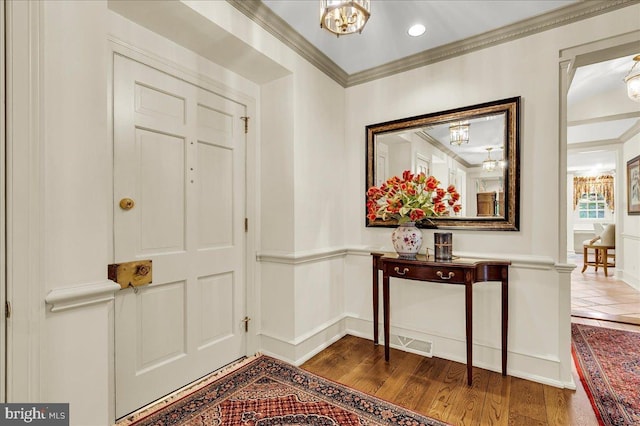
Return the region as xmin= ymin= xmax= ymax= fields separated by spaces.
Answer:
xmin=619 ymin=270 xmax=640 ymax=290
xmin=258 ymin=316 xmax=347 ymax=366
xmin=344 ymin=315 xmax=575 ymax=389
xmin=258 ymin=313 xmax=574 ymax=389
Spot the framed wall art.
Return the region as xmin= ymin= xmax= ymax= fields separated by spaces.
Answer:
xmin=628 ymin=154 xmax=640 ymax=215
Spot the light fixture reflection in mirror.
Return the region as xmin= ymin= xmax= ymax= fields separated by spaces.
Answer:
xmin=482 ymin=147 xmax=497 ymax=172
xmin=366 ymin=97 xmax=520 ymax=231
xmin=450 ymin=122 xmax=470 ymax=146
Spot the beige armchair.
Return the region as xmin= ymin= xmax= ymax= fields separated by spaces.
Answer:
xmin=581 ymin=223 xmax=615 ymax=276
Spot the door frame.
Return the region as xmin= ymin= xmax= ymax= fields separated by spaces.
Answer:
xmin=558 ymin=30 xmax=640 ymax=266
xmin=1 ymin=0 xmax=7 ymax=402
xmin=4 ymin=0 xmax=45 ymax=402
xmin=107 ymin=38 xmax=259 ymax=422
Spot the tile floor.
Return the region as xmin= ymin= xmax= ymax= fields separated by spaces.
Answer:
xmin=570 ymin=252 xmax=640 ymax=325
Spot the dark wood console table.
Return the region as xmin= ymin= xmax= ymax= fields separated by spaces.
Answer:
xmin=372 ymin=252 xmax=510 ymax=385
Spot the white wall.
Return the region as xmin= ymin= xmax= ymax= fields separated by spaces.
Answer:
xmin=7 ymin=1 xmax=265 ymax=424
xmin=261 ymin=75 xmax=295 ymax=252
xmin=291 ymin=61 xmax=346 ymax=252
xmin=259 ymin=60 xmax=347 ymax=362
xmin=343 ymin=5 xmax=640 ymax=388
xmin=7 ymin=1 xmax=640 ymax=424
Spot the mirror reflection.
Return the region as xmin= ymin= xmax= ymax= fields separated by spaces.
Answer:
xmin=366 ymin=97 xmax=520 ymax=230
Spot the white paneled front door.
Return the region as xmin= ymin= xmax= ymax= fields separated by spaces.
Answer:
xmin=113 ymin=54 xmax=246 ymax=418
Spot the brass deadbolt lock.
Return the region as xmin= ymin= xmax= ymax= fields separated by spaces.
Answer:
xmin=108 ymin=259 xmax=153 ymax=290
xmin=119 ymin=198 xmax=135 ymax=210
xmin=136 ymin=264 xmax=150 ymax=276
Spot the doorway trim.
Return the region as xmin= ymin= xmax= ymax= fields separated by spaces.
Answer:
xmin=3 ymin=0 xmax=45 ymax=402
xmin=1 ymin=0 xmax=7 ymax=402
xmin=106 ymin=37 xmax=258 ymax=423
xmin=558 ymin=30 xmax=640 ymax=265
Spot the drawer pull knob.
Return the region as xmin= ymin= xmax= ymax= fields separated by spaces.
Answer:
xmin=437 ymin=271 xmax=455 ymax=280
xmin=394 ymin=267 xmax=409 ymax=276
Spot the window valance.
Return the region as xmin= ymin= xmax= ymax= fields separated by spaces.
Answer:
xmin=573 ymin=175 xmax=614 ymax=211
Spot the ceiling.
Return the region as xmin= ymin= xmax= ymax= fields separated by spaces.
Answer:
xmin=110 ymin=1 xmax=639 ymax=174
xmin=262 ymin=0 xmax=577 ymax=74
xmin=255 ymin=0 xmax=640 ymax=174
xmin=567 ymin=54 xmax=640 ymax=173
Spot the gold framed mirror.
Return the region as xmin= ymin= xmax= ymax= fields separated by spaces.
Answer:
xmin=366 ymin=97 xmax=520 ymax=230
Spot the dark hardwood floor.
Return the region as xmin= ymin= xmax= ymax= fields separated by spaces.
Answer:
xmin=301 ymin=334 xmax=599 ymax=426
xmin=302 ymin=254 xmax=640 ymax=425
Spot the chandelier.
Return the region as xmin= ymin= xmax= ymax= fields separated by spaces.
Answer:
xmin=449 ymin=122 xmax=470 ymax=146
xmin=320 ymin=0 xmax=371 ymax=37
xmin=482 ymin=147 xmax=497 ymax=172
xmin=625 ymin=55 xmax=640 ymax=102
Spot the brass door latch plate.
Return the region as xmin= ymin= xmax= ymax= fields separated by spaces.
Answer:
xmin=108 ymin=259 xmax=152 ymax=289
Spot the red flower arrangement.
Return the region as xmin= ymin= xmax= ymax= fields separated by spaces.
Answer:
xmin=367 ymin=170 xmax=462 ymax=224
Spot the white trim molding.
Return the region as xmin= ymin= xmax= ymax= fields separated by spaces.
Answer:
xmin=5 ymin=0 xmax=45 ymax=402
xmin=258 ymin=246 xmax=559 ymax=271
xmin=45 ymin=281 xmax=121 ymax=313
xmin=621 ymin=233 xmax=640 ymax=241
xmin=228 ymin=0 xmax=638 ymax=87
xmin=257 ymin=247 xmax=347 ymax=265
xmin=1 ymin=0 xmax=7 ymax=403
xmin=259 ymin=316 xmax=348 ymax=366
xmin=344 ymin=316 xmax=575 ymax=389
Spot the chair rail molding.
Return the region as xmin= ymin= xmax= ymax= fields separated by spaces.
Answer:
xmin=257 ymin=246 xmax=561 ymax=271
xmin=45 ymin=281 xmax=121 ymax=313
xmin=257 ymin=247 xmax=348 ymax=265
xmin=621 ymin=233 xmax=640 ymax=241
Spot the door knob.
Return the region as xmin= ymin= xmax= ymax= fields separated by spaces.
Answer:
xmin=119 ymin=198 xmax=135 ymax=210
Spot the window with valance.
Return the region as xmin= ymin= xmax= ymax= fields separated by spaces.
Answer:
xmin=572 ymin=175 xmax=614 ymax=215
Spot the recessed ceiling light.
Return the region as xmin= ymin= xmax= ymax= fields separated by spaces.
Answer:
xmin=407 ymin=24 xmax=426 ymax=37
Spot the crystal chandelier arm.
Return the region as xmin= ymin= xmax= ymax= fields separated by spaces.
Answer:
xmin=624 ymin=55 xmax=640 ymax=80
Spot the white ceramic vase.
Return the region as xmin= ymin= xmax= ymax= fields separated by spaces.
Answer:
xmin=391 ymin=222 xmax=423 ymax=259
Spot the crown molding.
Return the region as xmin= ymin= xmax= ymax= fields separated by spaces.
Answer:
xmin=348 ymin=0 xmax=638 ymax=86
xmin=228 ymin=0 xmax=639 ymax=88
xmin=567 ymin=138 xmax=622 ymax=151
xmin=568 ymin=111 xmax=640 ymax=127
xmin=226 ymin=0 xmax=349 ymax=86
xmin=620 ymin=119 xmax=640 ymax=142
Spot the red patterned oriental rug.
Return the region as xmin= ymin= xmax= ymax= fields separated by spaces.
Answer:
xmin=571 ymin=323 xmax=640 ymax=426
xmin=119 ymin=354 xmax=449 ymax=425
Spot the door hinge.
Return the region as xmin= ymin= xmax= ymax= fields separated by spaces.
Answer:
xmin=242 ymin=316 xmax=251 ymax=333
xmin=240 ymin=116 xmax=249 ymax=134
xmin=245 ymin=218 xmax=248 ymax=232
xmin=5 ymin=301 xmax=11 ymax=319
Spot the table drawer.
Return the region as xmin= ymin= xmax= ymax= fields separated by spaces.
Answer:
xmin=385 ymin=263 xmax=466 ymax=284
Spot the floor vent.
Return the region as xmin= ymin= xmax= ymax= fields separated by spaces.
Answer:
xmin=389 ymin=333 xmax=433 ymax=357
